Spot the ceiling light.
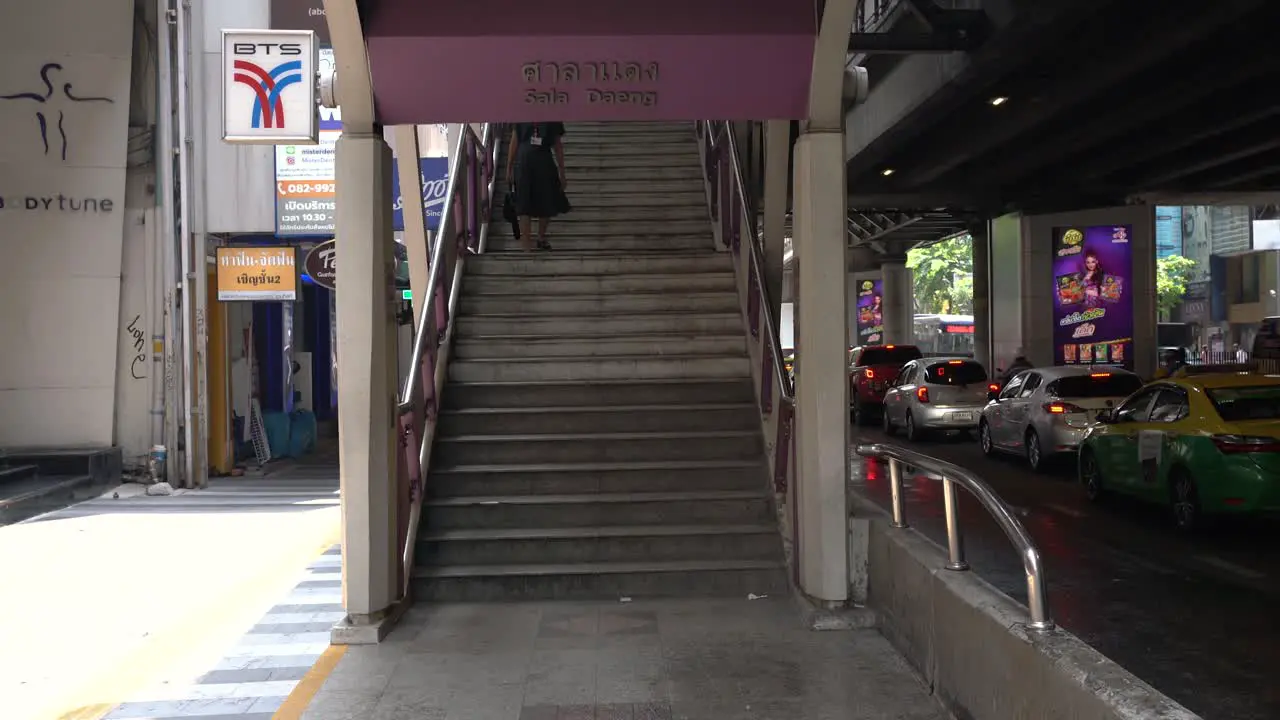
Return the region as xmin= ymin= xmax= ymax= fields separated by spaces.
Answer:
xmin=881 ymin=168 xmax=895 ymax=177
xmin=989 ymin=96 xmax=1008 ymax=106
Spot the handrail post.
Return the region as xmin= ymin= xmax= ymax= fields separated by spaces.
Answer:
xmin=887 ymin=458 xmax=907 ymax=528
xmin=941 ymin=478 xmax=970 ymax=571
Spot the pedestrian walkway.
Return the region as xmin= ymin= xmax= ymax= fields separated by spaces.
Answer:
xmin=0 ymin=462 xmax=340 ymax=720
xmin=104 ymin=546 xmax=342 ymax=719
xmin=298 ymin=597 xmax=948 ymax=720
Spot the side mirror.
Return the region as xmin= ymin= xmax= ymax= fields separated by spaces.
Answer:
xmin=987 ymin=390 xmax=1000 ymax=402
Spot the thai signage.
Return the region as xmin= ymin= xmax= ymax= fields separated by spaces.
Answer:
xmin=221 ymin=29 xmax=318 ymax=144
xmin=274 ymin=48 xmax=338 ymax=235
xmin=1052 ymin=225 xmax=1134 ymax=369
xmin=855 ymin=279 xmax=884 ymax=345
xmin=303 ymin=239 xmax=336 ymax=289
xmin=216 ymin=246 xmax=299 ymax=301
xmin=521 ymin=61 xmax=660 ymax=108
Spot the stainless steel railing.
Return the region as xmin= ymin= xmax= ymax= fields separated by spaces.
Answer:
xmin=855 ymin=442 xmax=1054 ymax=631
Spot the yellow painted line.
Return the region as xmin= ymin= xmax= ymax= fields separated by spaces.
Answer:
xmin=272 ymin=644 xmax=348 ymax=720
xmin=48 ymin=519 xmax=341 ymax=720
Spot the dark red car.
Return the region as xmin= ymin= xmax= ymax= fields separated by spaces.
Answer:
xmin=849 ymin=344 xmax=924 ymax=425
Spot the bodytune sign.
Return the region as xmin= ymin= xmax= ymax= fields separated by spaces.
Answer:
xmin=216 ymin=246 xmax=299 ymax=300
xmin=222 ymin=29 xmax=319 ymax=144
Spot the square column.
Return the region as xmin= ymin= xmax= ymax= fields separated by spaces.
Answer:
xmin=333 ymin=134 xmax=401 ymax=643
xmin=880 ymin=261 xmax=913 ymax=345
xmin=792 ymin=130 xmax=849 ymax=604
xmin=971 ymin=221 xmax=992 ymax=372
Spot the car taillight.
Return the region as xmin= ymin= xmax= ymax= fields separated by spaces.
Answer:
xmin=916 ymin=386 xmax=929 ymax=403
xmin=987 ymin=383 xmax=1000 ymax=392
xmin=865 ymin=369 xmax=875 ymax=379
xmin=1043 ymin=402 xmax=1084 ymax=415
xmin=1211 ymin=435 xmax=1280 ymax=453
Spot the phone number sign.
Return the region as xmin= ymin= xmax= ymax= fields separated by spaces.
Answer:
xmin=275 ymin=130 xmax=338 ymax=236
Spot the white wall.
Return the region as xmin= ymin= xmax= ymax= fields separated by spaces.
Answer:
xmin=201 ymin=0 xmax=277 ymax=233
xmin=113 ymin=170 xmax=160 ymax=468
xmin=0 ymin=0 xmax=135 ymax=448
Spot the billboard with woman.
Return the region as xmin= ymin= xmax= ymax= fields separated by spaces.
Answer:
xmin=1052 ymin=225 xmax=1134 ymax=369
xmin=855 ymin=279 xmax=884 ymax=345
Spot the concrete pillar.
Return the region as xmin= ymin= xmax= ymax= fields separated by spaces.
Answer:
xmin=971 ymin=221 xmax=992 ymax=371
xmin=989 ymin=213 xmax=1024 ymax=373
xmin=880 ymin=260 xmax=913 ymax=345
xmin=762 ymin=120 xmax=791 ymax=331
xmin=791 ymin=129 xmax=849 ymax=604
xmin=334 ymin=134 xmax=400 ymax=641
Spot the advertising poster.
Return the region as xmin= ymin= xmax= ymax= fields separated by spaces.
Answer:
xmin=392 ymin=123 xmax=450 ymax=231
xmin=855 ymin=279 xmax=884 ymax=345
xmin=275 ymin=48 xmax=339 ymax=236
xmin=1052 ymin=225 xmax=1134 ymax=369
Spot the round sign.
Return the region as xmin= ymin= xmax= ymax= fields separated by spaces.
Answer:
xmin=304 ymin=239 xmax=337 ymax=289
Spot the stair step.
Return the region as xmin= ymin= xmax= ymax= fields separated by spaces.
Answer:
xmin=563 ymin=166 xmax=703 ymax=181
xmin=448 ymin=355 xmax=751 ymax=383
xmin=437 ymin=403 xmax=758 ymax=435
xmin=485 ymin=236 xmax=712 ymax=253
xmin=456 ymin=312 xmax=742 ymax=338
xmin=565 ymin=139 xmax=698 ymax=153
xmin=467 ymin=253 xmax=725 ymax=276
xmin=430 ymin=459 xmax=766 ymax=496
xmin=411 ymin=559 xmax=789 ymax=601
xmin=433 ymin=430 xmax=762 ymax=466
xmin=418 ymin=524 xmax=781 ymax=566
xmin=442 ymin=379 xmax=757 ymax=409
xmin=556 ymin=175 xmax=704 ymax=191
xmin=525 ymin=191 xmax=706 ymax=208
xmin=451 ymin=333 xmax=746 ymax=360
xmin=0 ymin=464 xmax=38 ymax=486
xmin=563 ymin=155 xmax=700 ymax=169
xmin=424 ymin=490 xmax=772 ymax=529
xmin=464 ymin=272 xmax=735 ymax=295
xmin=544 ymin=220 xmax=712 ymax=237
xmin=460 ymin=291 xmax=739 ymax=315
xmin=495 ymin=205 xmax=707 ymax=222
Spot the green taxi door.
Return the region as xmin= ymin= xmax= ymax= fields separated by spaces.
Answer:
xmin=1095 ymin=387 xmax=1161 ymax=490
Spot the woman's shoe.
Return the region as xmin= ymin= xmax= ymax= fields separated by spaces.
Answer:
xmin=536 ymin=239 xmax=552 ymax=251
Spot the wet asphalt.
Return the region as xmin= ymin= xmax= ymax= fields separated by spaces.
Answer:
xmin=850 ymin=425 xmax=1279 ymax=720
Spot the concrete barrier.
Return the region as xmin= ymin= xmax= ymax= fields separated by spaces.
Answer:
xmin=854 ymin=495 xmax=1201 ymax=720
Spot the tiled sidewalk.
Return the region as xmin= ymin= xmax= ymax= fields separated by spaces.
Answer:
xmin=105 ymin=546 xmax=342 ymax=719
xmin=300 ymin=597 xmax=948 ymax=720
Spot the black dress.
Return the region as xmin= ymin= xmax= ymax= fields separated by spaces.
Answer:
xmin=513 ymin=122 xmax=567 ymax=219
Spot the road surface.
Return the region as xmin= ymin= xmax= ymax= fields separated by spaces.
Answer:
xmin=851 ymin=426 xmax=1280 ymax=720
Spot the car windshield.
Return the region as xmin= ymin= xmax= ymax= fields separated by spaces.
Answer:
xmin=1048 ymin=374 xmax=1144 ymax=399
xmin=858 ymin=347 xmax=922 ymax=366
xmin=1207 ymin=385 xmax=1280 ymax=422
xmin=924 ymin=361 xmax=986 ymax=385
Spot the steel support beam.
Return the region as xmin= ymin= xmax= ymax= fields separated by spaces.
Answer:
xmin=901 ymin=0 xmax=1267 ymax=187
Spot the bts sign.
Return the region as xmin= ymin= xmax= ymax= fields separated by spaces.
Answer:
xmin=222 ymin=29 xmax=319 ymax=144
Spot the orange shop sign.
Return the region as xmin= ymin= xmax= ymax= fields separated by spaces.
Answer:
xmin=216 ymin=246 xmax=299 ymax=301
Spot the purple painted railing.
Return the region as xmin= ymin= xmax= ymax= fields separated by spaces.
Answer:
xmin=395 ymin=123 xmax=501 ymax=597
xmin=697 ymin=121 xmax=797 ymax=576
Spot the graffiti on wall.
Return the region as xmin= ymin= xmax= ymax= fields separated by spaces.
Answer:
xmin=125 ymin=314 xmax=147 ymax=380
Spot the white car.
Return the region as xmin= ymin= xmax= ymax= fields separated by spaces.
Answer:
xmin=882 ymin=357 xmax=994 ymax=441
xmin=978 ymin=366 xmax=1145 ymax=472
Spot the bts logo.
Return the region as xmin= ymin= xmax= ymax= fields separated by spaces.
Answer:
xmin=232 ymin=42 xmax=304 ymax=130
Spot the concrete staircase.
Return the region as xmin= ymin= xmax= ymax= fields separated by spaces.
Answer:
xmin=413 ymin=122 xmax=788 ymax=601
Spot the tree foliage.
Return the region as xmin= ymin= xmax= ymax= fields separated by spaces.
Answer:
xmin=907 ymin=234 xmax=974 ymax=315
xmin=1156 ymin=254 xmax=1198 ymax=319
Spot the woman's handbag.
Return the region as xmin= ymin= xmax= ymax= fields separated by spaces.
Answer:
xmin=502 ymin=184 xmax=521 ymax=239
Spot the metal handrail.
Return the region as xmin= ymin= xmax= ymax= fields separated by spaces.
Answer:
xmin=707 ymin=120 xmax=795 ymax=404
xmin=398 ymin=125 xmax=477 ymax=410
xmin=855 ymin=442 xmax=1054 ymax=632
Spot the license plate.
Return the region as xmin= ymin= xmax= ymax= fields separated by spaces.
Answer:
xmin=949 ymin=412 xmax=973 ymax=422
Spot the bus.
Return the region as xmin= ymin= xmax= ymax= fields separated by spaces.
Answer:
xmin=913 ymin=314 xmax=975 ymax=357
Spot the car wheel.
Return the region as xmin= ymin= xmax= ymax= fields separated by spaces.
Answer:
xmin=905 ymin=412 xmax=922 ymax=442
xmin=852 ymin=397 xmax=865 ymax=427
xmin=882 ymin=407 xmax=896 ymax=436
xmin=1026 ymin=430 xmax=1045 ymax=473
xmin=1080 ymin=449 xmax=1104 ymax=502
xmin=1170 ymin=468 xmax=1202 ymax=533
xmin=979 ymin=421 xmax=995 ymax=456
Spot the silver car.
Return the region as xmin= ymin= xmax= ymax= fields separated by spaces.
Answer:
xmin=978 ymin=366 xmax=1145 ymax=472
xmin=882 ymin=358 xmax=993 ymax=441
